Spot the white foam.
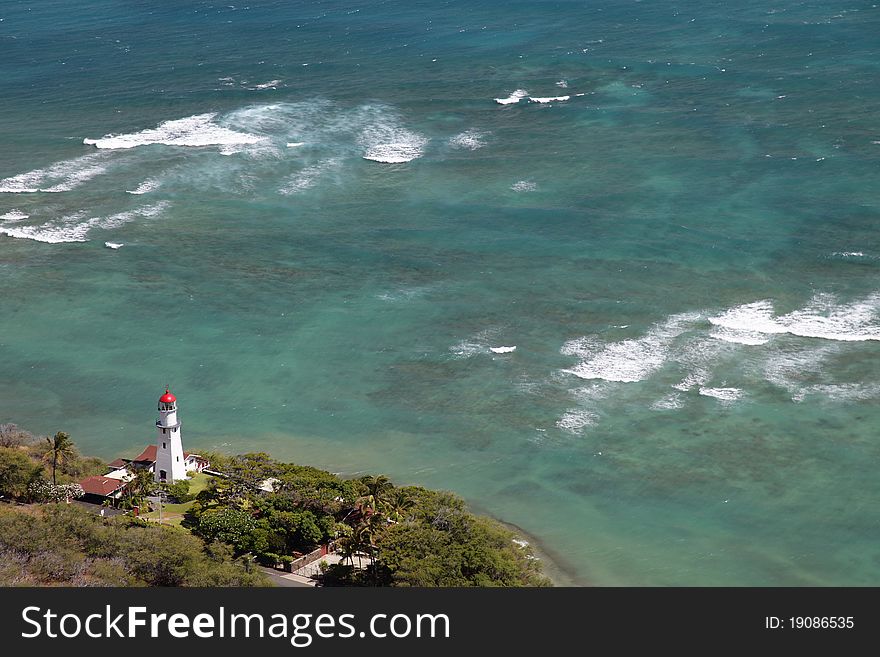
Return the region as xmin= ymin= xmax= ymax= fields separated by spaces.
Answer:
xmin=0 ymin=153 xmax=109 ymax=193
xmin=490 ymin=346 xmax=516 ymax=354
xmin=278 ymin=158 xmax=340 ymax=195
xmin=709 ymin=326 xmax=770 ymax=346
xmin=672 ymin=372 xmax=709 ymax=392
xmin=709 ymin=295 xmax=880 ymax=342
xmin=800 ymin=383 xmax=880 ymax=403
xmin=375 ymin=287 xmax=426 ymax=303
xmin=104 ymin=242 xmax=124 ymax=249
xmin=360 ymin=122 xmax=428 ymax=163
xmin=556 ymin=409 xmax=598 ymax=434
xmin=449 ymin=329 xmax=501 ymax=358
xmin=83 ymin=113 xmax=266 ymax=150
xmin=708 ymin=300 xmax=785 ymax=339
xmin=529 ymin=95 xmax=570 ymax=103
xmin=511 ymin=180 xmax=537 ymax=192
xmin=448 ymin=129 xmax=487 ymax=150
xmin=562 ymin=312 xmax=701 ymax=383
xmin=126 ymin=178 xmax=161 ymax=195
xmin=651 ymin=393 xmax=684 ymax=410
xmin=0 ymin=210 xmax=28 ymax=223
xmin=761 ymin=345 xmax=836 ymax=402
xmin=218 ymin=138 xmax=284 ymax=158
xmin=560 ymin=336 xmax=601 ymax=358
xmin=0 ymin=202 xmax=169 ymax=244
xmin=251 ymin=79 xmax=281 ymax=90
xmin=669 ymin=333 xmax=731 ymax=396
xmin=494 ymin=89 xmax=529 ymax=105
xmin=0 ymin=211 xmax=90 ymax=243
xmin=450 ymin=340 xmax=484 ymax=358
xmin=698 ymin=387 xmax=744 ymax=402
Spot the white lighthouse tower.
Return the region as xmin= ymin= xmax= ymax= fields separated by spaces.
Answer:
xmin=155 ymin=388 xmax=187 ymax=484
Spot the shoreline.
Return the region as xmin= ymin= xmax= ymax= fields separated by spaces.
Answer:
xmin=209 ymin=441 xmax=584 ymax=586
xmin=469 ymin=505 xmax=584 ymax=587
xmin=5 ymin=422 xmax=576 ymax=586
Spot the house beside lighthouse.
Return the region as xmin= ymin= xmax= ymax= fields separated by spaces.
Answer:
xmin=78 ymin=388 xmax=209 ymax=506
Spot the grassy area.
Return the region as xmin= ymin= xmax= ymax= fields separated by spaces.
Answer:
xmin=142 ymin=472 xmax=213 ymax=527
xmin=187 ymin=472 xmax=211 ymax=496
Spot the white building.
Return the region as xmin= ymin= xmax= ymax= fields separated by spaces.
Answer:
xmin=154 ymin=388 xmax=187 ymax=483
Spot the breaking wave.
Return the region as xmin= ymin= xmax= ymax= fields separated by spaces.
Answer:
xmin=494 ymin=89 xmax=528 ymax=105
xmin=708 ymin=295 xmax=880 ymax=343
xmin=449 ymin=129 xmax=487 ymax=150
xmin=0 ymin=202 xmax=170 ymax=243
xmin=561 ymin=313 xmax=701 ymax=382
xmin=0 ymin=210 xmax=28 ymax=222
xmin=0 ymin=153 xmax=110 ymax=193
xmin=529 ymin=95 xmax=570 ymax=103
xmin=83 ymin=113 xmax=266 ymax=150
xmin=511 ymin=180 xmax=537 ymax=192
xmin=126 ymin=178 xmax=162 ymax=195
xmin=359 ymin=121 xmax=428 ymax=163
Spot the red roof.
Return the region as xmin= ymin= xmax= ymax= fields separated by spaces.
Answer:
xmin=160 ymin=389 xmax=176 ymax=403
xmin=133 ymin=445 xmax=157 ymax=464
xmin=133 ymin=444 xmax=196 ymax=464
xmin=80 ymin=475 xmax=126 ymax=497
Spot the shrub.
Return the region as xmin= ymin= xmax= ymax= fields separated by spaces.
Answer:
xmin=164 ymin=479 xmax=192 ymax=503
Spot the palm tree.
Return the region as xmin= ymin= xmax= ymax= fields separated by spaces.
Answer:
xmin=42 ymin=431 xmax=76 ymax=485
xmin=384 ymin=488 xmax=415 ymax=523
xmin=359 ymin=475 xmax=394 ymax=507
xmin=334 ymin=525 xmax=358 ymax=566
xmin=125 ymin=467 xmax=157 ymax=508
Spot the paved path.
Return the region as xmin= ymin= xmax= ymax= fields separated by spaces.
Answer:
xmin=260 ymin=554 xmax=370 ymax=587
xmin=258 ymin=567 xmax=314 ymax=588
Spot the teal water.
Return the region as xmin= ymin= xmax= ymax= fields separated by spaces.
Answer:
xmin=2 ymin=0 xmax=879 ymax=585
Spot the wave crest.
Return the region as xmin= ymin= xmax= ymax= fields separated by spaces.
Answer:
xmin=84 ymin=113 xmax=266 ymax=150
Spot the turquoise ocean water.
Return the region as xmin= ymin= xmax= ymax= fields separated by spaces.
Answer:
xmin=2 ymin=0 xmax=879 ymax=585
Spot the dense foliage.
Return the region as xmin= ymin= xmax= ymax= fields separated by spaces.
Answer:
xmin=186 ymin=453 xmax=551 ymax=587
xmin=0 ymin=447 xmax=43 ymax=499
xmin=0 ymin=504 xmax=268 ymax=586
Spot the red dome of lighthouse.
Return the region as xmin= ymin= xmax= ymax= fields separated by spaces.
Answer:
xmin=159 ymin=389 xmax=176 ymax=403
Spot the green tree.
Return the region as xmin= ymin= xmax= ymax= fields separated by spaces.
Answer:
xmin=124 ymin=467 xmax=157 ymax=508
xmin=270 ymin=509 xmax=324 ymax=552
xmin=42 ymin=431 xmax=76 ymax=485
xmin=164 ymin=479 xmax=191 ymax=503
xmin=359 ymin=474 xmax=394 ymax=508
xmin=333 ymin=524 xmax=359 ymax=566
xmin=0 ymin=447 xmax=42 ymax=499
xmin=384 ymin=488 xmax=415 ymax=522
xmin=197 ymin=508 xmax=257 ymax=553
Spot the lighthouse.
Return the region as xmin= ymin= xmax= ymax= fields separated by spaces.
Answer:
xmin=155 ymin=388 xmax=187 ymax=483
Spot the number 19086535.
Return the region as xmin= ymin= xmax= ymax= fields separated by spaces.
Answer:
xmin=765 ymin=616 xmax=854 ymax=629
